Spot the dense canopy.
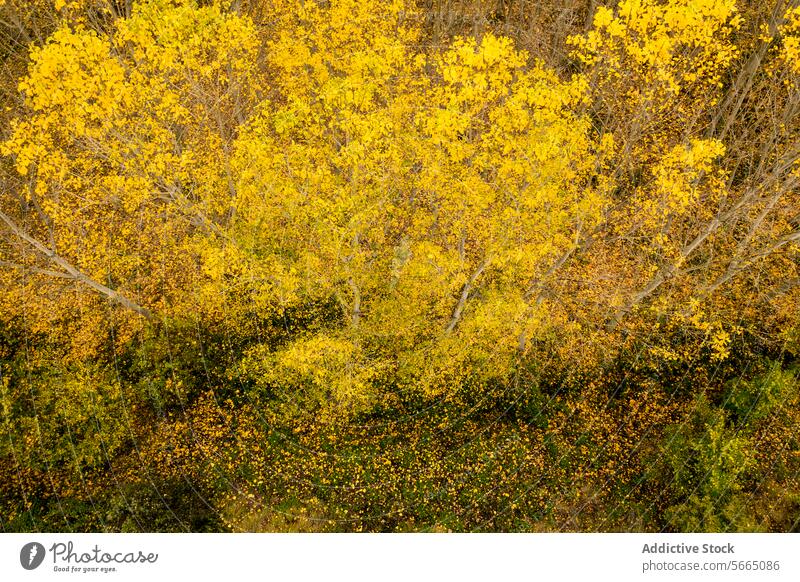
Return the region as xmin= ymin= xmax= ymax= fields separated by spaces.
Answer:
xmin=1 ymin=0 xmax=799 ymax=532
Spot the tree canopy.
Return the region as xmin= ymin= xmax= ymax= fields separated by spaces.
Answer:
xmin=1 ymin=0 xmax=799 ymax=532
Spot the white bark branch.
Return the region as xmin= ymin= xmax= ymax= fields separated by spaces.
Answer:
xmin=0 ymin=209 xmax=153 ymax=320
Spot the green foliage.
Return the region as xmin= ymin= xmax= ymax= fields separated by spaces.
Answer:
xmin=658 ymin=395 xmax=757 ymax=532
xmin=1 ymin=0 xmax=800 ymax=533
xmin=105 ymin=481 xmax=225 ymax=533
xmin=724 ymin=364 xmax=799 ymax=426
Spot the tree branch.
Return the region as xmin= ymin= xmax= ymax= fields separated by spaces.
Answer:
xmin=0 ymin=209 xmax=153 ymax=320
xmin=445 ymin=257 xmax=490 ymax=334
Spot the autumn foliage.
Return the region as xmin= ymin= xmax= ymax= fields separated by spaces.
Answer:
xmin=1 ymin=0 xmax=799 ymax=532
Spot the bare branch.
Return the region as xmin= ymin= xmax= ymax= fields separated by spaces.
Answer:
xmin=0 ymin=209 xmax=153 ymax=320
xmin=445 ymin=257 xmax=490 ymax=334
